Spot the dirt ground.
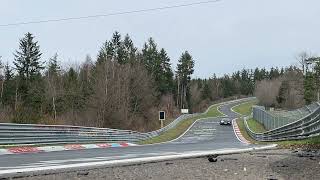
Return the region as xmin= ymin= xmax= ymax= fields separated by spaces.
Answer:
xmin=9 ymin=148 xmax=320 ymax=180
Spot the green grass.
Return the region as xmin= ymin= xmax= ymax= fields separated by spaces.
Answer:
xmin=237 ymin=118 xmax=320 ymax=147
xmin=232 ymin=100 xmax=258 ymax=116
xmin=277 ymin=136 xmax=320 ymax=148
xmin=139 ymin=104 xmax=223 ymax=144
xmin=246 ymin=118 xmax=267 ymax=133
xmin=232 ymin=99 xmax=320 ymax=147
xmin=236 ymin=119 xmax=256 ymax=143
xmin=206 ymin=104 xmax=224 ymax=117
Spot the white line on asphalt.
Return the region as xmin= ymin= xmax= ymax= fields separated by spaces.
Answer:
xmin=0 ymin=152 xmax=183 ymax=171
xmin=141 ymin=98 xmax=255 ymax=146
xmin=0 ymin=144 xmax=277 ymax=177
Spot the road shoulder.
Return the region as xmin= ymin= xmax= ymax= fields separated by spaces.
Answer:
xmin=12 ymin=148 xmax=320 ymax=180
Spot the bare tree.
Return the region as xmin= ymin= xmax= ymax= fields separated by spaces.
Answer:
xmin=254 ymin=79 xmax=282 ymax=108
xmin=0 ymin=56 xmax=3 ymax=105
xmin=296 ymin=51 xmax=311 ymax=75
xmin=277 ymin=69 xmax=305 ymax=109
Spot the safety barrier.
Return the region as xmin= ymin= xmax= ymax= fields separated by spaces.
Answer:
xmin=0 ymin=97 xmax=254 ymax=146
xmin=0 ymin=114 xmax=198 ymax=146
xmin=252 ymin=103 xmax=319 ymax=130
xmin=244 ymin=102 xmax=320 ymax=141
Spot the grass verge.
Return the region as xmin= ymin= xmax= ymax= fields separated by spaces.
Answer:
xmin=232 ymin=100 xmax=258 ymax=116
xmin=237 ymin=118 xmax=320 ymax=148
xmin=277 ymin=136 xmax=320 ymax=149
xmin=139 ymin=104 xmax=223 ymax=145
xmin=236 ymin=119 xmax=259 ymax=144
xmin=246 ymin=118 xmax=267 ymax=133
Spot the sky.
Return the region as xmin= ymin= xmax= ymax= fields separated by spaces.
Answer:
xmin=1 ymin=0 xmax=320 ymax=78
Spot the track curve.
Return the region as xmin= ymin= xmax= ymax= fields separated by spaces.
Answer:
xmin=0 ymin=98 xmax=262 ymax=177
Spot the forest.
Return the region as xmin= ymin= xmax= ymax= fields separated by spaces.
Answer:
xmin=0 ymin=32 xmax=319 ymax=132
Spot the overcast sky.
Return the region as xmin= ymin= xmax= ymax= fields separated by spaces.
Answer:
xmin=1 ymin=0 xmax=320 ymax=78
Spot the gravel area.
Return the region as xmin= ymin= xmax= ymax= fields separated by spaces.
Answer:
xmin=9 ymin=149 xmax=320 ymax=180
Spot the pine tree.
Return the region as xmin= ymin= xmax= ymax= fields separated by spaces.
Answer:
xmin=47 ymin=53 xmax=60 ymax=77
xmin=12 ymin=32 xmax=45 ymax=124
xmin=46 ymin=53 xmax=61 ymax=120
xmin=304 ymin=72 xmax=316 ymax=104
xmin=142 ymin=38 xmax=158 ymax=73
xmin=107 ymin=31 xmax=127 ymax=64
xmin=4 ymin=63 xmax=13 ymax=82
xmin=176 ymin=51 xmax=195 ymax=109
xmin=14 ymin=32 xmax=43 ymax=81
xmin=158 ymin=48 xmax=174 ymax=94
xmin=313 ymin=59 xmax=320 ymax=101
xmin=2 ymin=63 xmax=15 ymax=107
xmin=253 ymin=68 xmax=260 ymax=82
xmin=63 ymin=67 xmax=84 ymax=124
xmin=141 ymin=39 xmax=174 ymax=96
xmin=201 ymin=81 xmax=211 ymax=100
xmin=123 ymin=34 xmax=137 ymax=64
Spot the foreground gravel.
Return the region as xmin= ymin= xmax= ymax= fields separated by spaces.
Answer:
xmin=10 ymin=149 xmax=320 ymax=180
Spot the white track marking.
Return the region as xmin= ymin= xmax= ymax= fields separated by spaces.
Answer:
xmin=141 ymin=98 xmax=255 ymax=146
xmin=0 ymin=144 xmax=277 ymax=176
xmin=0 ymin=152 xmax=181 ymax=170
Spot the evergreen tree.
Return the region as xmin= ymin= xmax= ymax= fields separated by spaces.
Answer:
xmin=221 ymin=75 xmax=235 ymax=97
xmin=14 ymin=32 xmax=43 ymax=81
xmin=107 ymin=31 xmax=126 ymax=64
xmin=197 ymin=78 xmax=202 ymax=89
xmin=158 ymin=48 xmax=174 ymax=94
xmin=45 ymin=53 xmax=61 ymax=120
xmin=4 ymin=63 xmax=13 ymax=82
xmin=253 ymin=68 xmax=261 ymax=82
xmin=63 ymin=67 xmax=84 ymax=124
xmin=313 ymin=58 xmax=320 ymax=101
xmin=201 ymin=81 xmax=211 ymax=100
xmin=142 ymin=38 xmax=158 ymax=73
xmin=97 ymin=31 xmax=128 ymax=65
xmin=123 ymin=34 xmax=137 ymax=64
xmin=1 ymin=62 xmax=15 ymax=106
xmin=142 ymin=39 xmax=174 ymax=96
xmin=47 ymin=53 xmax=60 ymax=77
xmin=280 ymin=67 xmax=285 ymax=75
xmin=176 ymin=51 xmax=194 ymax=109
xmin=12 ymin=32 xmax=45 ymax=123
xmin=304 ymin=72 xmax=316 ymax=104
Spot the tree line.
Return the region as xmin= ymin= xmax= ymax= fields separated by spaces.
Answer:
xmin=254 ymin=52 xmax=320 ymax=110
xmin=1 ymin=32 xmax=315 ymax=130
xmin=0 ymin=32 xmax=195 ymax=131
xmin=189 ymin=67 xmax=285 ymax=112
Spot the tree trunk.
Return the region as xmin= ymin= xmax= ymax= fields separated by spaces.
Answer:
xmin=112 ymin=60 xmax=115 ymax=79
xmin=15 ymin=84 xmax=18 ymax=111
xmin=0 ymin=80 xmax=4 ymax=105
xmin=177 ymin=78 xmax=180 ymax=106
xmin=105 ymin=61 xmax=108 ymax=96
xmin=52 ymin=96 xmax=56 ymax=120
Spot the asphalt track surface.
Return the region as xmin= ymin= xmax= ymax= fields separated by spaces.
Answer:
xmin=0 ymin=99 xmax=258 ymax=176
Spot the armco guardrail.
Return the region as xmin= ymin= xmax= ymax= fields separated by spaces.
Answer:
xmin=0 ymin=97 xmax=254 ymax=146
xmin=253 ymin=103 xmax=319 ymax=130
xmin=0 ymin=114 xmax=196 ymax=146
xmin=244 ymin=102 xmax=320 ymax=141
